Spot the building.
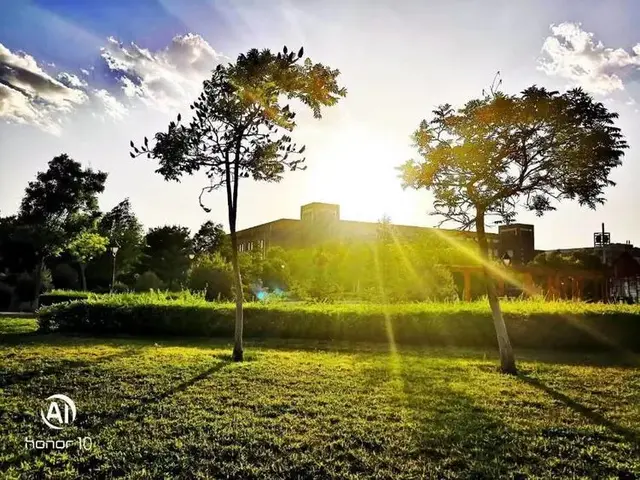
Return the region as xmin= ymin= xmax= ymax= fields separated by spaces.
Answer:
xmin=538 ymin=242 xmax=640 ymax=303
xmin=235 ymin=202 xmax=640 ymax=302
xmin=498 ymin=223 xmax=536 ymax=265
xmin=235 ymin=202 xmax=532 ymax=260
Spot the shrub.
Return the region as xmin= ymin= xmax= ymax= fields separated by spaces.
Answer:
xmin=39 ymin=290 xmax=92 ymax=307
xmin=112 ymin=282 xmax=130 ymax=293
xmin=37 ymin=298 xmax=640 ymax=351
xmin=134 ymin=271 xmax=164 ymax=292
xmin=0 ymin=282 xmax=13 ymax=310
xmin=52 ymin=263 xmax=79 ymax=290
xmin=188 ymin=253 xmax=233 ymax=301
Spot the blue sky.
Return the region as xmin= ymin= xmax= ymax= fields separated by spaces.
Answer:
xmin=1 ymin=0 xmax=640 ymax=250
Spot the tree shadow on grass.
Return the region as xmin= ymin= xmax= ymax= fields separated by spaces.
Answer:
xmin=397 ymin=365 xmax=530 ymax=478
xmin=81 ymin=359 xmax=231 ymax=432
xmin=517 ymin=373 xmax=640 ymax=453
xmin=353 ymin=354 xmax=528 ymax=477
xmin=0 ymin=347 xmax=143 ymax=389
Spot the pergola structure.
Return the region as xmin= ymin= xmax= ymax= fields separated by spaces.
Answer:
xmin=447 ymin=264 xmax=606 ymax=301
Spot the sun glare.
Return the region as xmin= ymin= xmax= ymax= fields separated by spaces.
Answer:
xmin=306 ymin=124 xmax=419 ymax=223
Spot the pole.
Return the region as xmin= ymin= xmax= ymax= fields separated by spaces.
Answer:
xmin=111 ymin=252 xmax=117 ymax=293
xmin=601 ymin=222 xmax=606 ymax=265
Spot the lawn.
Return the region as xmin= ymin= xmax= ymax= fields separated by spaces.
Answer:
xmin=1 ymin=317 xmax=639 ymax=479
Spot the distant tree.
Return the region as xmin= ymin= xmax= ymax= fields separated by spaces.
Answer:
xmin=193 ymin=220 xmax=226 ymax=255
xmin=67 ymin=231 xmax=109 ymax=291
xmin=17 ymin=154 xmax=107 ymax=308
xmin=399 ymin=80 xmax=628 ymax=374
xmin=140 ymin=226 xmax=193 ymax=290
xmin=0 ymin=214 xmax=34 ymax=274
xmin=134 ymin=271 xmax=164 ymax=292
xmin=189 ymin=252 xmax=233 ymax=300
xmin=85 ymin=198 xmax=145 ymax=289
xmin=131 ymin=45 xmax=346 ymax=361
xmin=52 ymin=263 xmax=79 ymax=290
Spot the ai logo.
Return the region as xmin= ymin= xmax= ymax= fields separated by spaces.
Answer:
xmin=40 ymin=394 xmax=77 ymax=430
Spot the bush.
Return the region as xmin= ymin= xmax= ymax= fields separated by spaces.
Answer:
xmin=112 ymin=281 xmax=130 ymax=293
xmin=37 ymin=298 xmax=640 ymax=351
xmin=189 ymin=253 xmax=233 ymax=301
xmin=0 ymin=282 xmax=13 ymax=310
xmin=52 ymin=263 xmax=79 ymax=290
xmin=134 ymin=271 xmax=164 ymax=292
xmin=39 ymin=290 xmax=92 ymax=307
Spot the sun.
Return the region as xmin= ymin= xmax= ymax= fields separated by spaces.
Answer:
xmin=303 ymin=123 xmax=426 ymax=225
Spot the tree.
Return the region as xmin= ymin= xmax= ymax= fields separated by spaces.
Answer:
xmin=189 ymin=252 xmax=233 ymax=300
xmin=86 ymin=198 xmax=145 ymax=289
xmin=131 ymin=46 xmax=346 ymax=361
xmin=67 ymin=231 xmax=109 ymax=290
xmin=17 ymin=154 xmax=107 ymax=308
xmin=99 ymin=199 xmax=144 ymax=274
xmin=139 ymin=226 xmax=193 ymax=290
xmin=193 ymin=220 xmax=226 ymax=255
xmin=399 ymin=81 xmax=627 ymax=374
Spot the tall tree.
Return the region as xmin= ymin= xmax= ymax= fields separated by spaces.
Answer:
xmin=399 ymin=82 xmax=627 ymax=374
xmin=193 ymin=220 xmax=226 ymax=255
xmin=139 ymin=226 xmax=193 ymax=290
xmin=92 ymin=198 xmax=145 ymax=285
xmin=17 ymin=154 xmax=107 ymax=307
xmin=131 ymin=46 xmax=346 ymax=361
xmin=67 ymin=231 xmax=109 ymax=290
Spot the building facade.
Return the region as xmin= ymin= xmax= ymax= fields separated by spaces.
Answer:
xmin=235 ymin=202 xmax=533 ymax=260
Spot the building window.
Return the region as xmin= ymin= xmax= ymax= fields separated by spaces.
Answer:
xmin=259 ymin=239 xmax=265 ymax=251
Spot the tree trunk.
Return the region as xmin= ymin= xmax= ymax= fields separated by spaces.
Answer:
xmin=80 ymin=263 xmax=87 ymax=291
xmin=227 ymin=151 xmax=243 ymax=362
xmin=32 ymin=256 xmax=45 ymax=311
xmin=475 ymin=212 xmax=517 ymax=374
xmin=230 ymin=230 xmax=244 ymax=362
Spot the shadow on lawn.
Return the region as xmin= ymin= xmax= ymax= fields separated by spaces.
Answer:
xmin=82 ymin=360 xmax=230 ymax=432
xmin=518 ymin=374 xmax=640 ymax=452
xmin=0 ymin=347 xmax=143 ymax=389
xmin=397 ymin=367 xmax=528 ymax=477
xmin=354 ymin=354 xmax=528 ymax=477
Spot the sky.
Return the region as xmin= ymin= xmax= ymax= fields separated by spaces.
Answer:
xmin=1 ymin=0 xmax=640 ymax=250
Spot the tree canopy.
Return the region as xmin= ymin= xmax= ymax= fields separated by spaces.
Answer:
xmin=139 ymin=226 xmax=193 ymax=290
xmin=193 ymin=220 xmax=227 ymax=256
xmin=399 ymin=85 xmax=628 ymax=229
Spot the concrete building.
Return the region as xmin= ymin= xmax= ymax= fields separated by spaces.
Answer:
xmin=236 ymin=202 xmax=525 ymax=260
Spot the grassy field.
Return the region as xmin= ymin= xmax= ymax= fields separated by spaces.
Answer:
xmin=1 ymin=317 xmax=640 ymax=479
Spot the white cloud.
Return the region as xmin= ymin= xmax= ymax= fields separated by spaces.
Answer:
xmin=100 ymin=33 xmax=227 ymax=112
xmin=0 ymin=34 xmax=226 ymax=133
xmin=539 ymin=22 xmax=640 ymax=95
xmin=93 ymin=89 xmax=128 ymax=120
xmin=57 ymin=72 xmax=88 ymax=88
xmin=0 ymin=43 xmax=88 ymax=133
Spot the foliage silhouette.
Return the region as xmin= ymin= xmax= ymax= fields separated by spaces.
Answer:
xmin=399 ymin=80 xmax=628 ymax=373
xmin=131 ymin=45 xmax=347 ymax=361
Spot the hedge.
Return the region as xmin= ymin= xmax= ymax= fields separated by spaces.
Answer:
xmin=39 ymin=291 xmax=93 ymax=307
xmin=37 ymin=298 xmax=640 ymax=351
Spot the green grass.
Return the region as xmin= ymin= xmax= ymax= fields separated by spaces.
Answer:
xmin=45 ymin=291 xmax=640 ymax=314
xmin=1 ymin=317 xmax=639 ymax=478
